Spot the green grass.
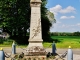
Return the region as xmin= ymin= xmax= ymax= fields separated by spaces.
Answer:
xmin=0 ymin=36 xmax=80 ymax=48
xmin=43 ymin=36 xmax=80 ymax=48
xmin=0 ymin=39 xmax=27 ymax=48
xmin=0 ymin=39 xmax=13 ymax=47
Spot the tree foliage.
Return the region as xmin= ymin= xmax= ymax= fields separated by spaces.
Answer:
xmin=50 ymin=31 xmax=80 ymax=36
xmin=0 ymin=0 xmax=30 ymax=37
xmin=0 ymin=0 xmax=55 ymax=43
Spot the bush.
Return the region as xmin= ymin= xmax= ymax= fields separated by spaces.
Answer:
xmin=0 ymin=38 xmax=4 ymax=44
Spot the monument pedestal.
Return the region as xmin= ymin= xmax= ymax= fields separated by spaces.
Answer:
xmin=24 ymin=56 xmax=46 ymax=60
xmin=28 ymin=42 xmax=43 ymax=47
xmin=28 ymin=39 xmax=43 ymax=47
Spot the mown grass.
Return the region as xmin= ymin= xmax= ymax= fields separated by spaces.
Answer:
xmin=0 ymin=36 xmax=80 ymax=48
xmin=0 ymin=39 xmax=12 ymax=47
xmin=0 ymin=39 xmax=27 ymax=48
xmin=43 ymin=36 xmax=80 ymax=48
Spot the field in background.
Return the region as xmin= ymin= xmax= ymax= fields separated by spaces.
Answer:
xmin=0 ymin=36 xmax=80 ymax=48
xmin=43 ymin=36 xmax=80 ymax=48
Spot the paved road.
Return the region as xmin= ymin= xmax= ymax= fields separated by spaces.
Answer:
xmin=2 ymin=47 xmax=80 ymax=55
xmin=46 ymin=48 xmax=80 ymax=55
xmin=2 ymin=48 xmax=80 ymax=60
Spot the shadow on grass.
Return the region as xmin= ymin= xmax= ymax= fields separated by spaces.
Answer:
xmin=0 ymin=38 xmax=4 ymax=44
xmin=43 ymin=36 xmax=61 ymax=43
xmin=10 ymin=35 xmax=61 ymax=45
xmin=52 ymin=39 xmax=61 ymax=43
xmin=10 ymin=36 xmax=29 ymax=45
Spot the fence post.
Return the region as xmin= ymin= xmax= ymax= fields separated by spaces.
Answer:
xmin=0 ymin=48 xmax=5 ymax=60
xmin=12 ymin=41 xmax=16 ymax=54
xmin=52 ymin=41 xmax=56 ymax=55
xmin=67 ymin=46 xmax=73 ymax=60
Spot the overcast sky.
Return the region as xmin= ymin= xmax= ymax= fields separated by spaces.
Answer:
xmin=46 ymin=0 xmax=80 ymax=32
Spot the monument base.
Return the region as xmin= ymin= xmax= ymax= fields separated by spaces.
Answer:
xmin=28 ymin=42 xmax=43 ymax=47
xmin=23 ymin=56 xmax=46 ymax=60
xmin=25 ymin=46 xmax=46 ymax=55
xmin=25 ymin=39 xmax=47 ymax=56
xmin=28 ymin=39 xmax=43 ymax=47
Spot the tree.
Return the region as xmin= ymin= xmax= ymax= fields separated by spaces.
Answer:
xmin=0 ymin=0 xmax=30 ymax=37
xmin=73 ymin=31 xmax=80 ymax=36
xmin=42 ymin=0 xmax=56 ymax=42
xmin=46 ymin=11 xmax=56 ymax=23
xmin=0 ymin=0 xmax=56 ymax=43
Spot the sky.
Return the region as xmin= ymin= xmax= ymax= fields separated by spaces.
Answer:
xmin=46 ymin=0 xmax=80 ymax=32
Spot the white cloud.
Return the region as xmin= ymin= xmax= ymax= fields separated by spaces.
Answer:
xmin=60 ymin=6 xmax=76 ymax=14
xmin=58 ymin=23 xmax=80 ymax=29
xmin=50 ymin=23 xmax=80 ymax=32
xmin=60 ymin=16 xmax=68 ymax=19
xmin=76 ymin=23 xmax=80 ymax=26
xmin=50 ymin=5 xmax=62 ymax=15
xmin=60 ymin=16 xmax=75 ymax=19
xmin=59 ymin=24 xmax=71 ymax=28
xmin=49 ymin=5 xmax=76 ymax=16
xmin=70 ymin=16 xmax=75 ymax=18
xmin=50 ymin=20 xmax=61 ymax=30
xmin=50 ymin=18 xmax=80 ymax=32
xmin=50 ymin=21 xmax=61 ymax=28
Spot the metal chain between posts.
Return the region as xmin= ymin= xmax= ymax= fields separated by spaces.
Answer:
xmin=46 ymin=43 xmax=52 ymax=49
xmin=15 ymin=43 xmax=68 ymax=60
xmin=55 ymin=51 xmax=67 ymax=60
xmin=4 ymin=52 xmax=15 ymax=60
xmin=45 ymin=43 xmax=68 ymax=60
xmin=16 ymin=44 xmax=27 ymax=51
xmin=16 ymin=44 xmax=49 ymax=55
xmin=5 ymin=51 xmax=24 ymax=60
xmin=4 ymin=43 xmax=68 ymax=60
xmin=4 ymin=43 xmax=25 ymax=60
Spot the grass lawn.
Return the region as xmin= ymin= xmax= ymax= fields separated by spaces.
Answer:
xmin=0 ymin=39 xmax=27 ymax=48
xmin=0 ymin=36 xmax=80 ymax=48
xmin=43 ymin=36 xmax=80 ymax=48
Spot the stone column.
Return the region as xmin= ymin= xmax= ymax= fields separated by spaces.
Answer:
xmin=28 ymin=0 xmax=43 ymax=47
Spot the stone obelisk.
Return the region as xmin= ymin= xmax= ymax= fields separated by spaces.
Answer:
xmin=28 ymin=0 xmax=43 ymax=47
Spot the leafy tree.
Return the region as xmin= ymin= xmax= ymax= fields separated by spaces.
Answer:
xmin=73 ymin=31 xmax=80 ymax=36
xmin=41 ymin=0 xmax=56 ymax=42
xmin=0 ymin=0 xmax=56 ymax=43
xmin=0 ymin=0 xmax=30 ymax=37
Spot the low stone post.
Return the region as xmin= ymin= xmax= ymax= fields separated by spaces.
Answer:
xmin=67 ymin=46 xmax=73 ymax=60
xmin=0 ymin=48 xmax=5 ymax=60
xmin=52 ymin=41 xmax=56 ymax=55
xmin=12 ymin=41 xmax=16 ymax=54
